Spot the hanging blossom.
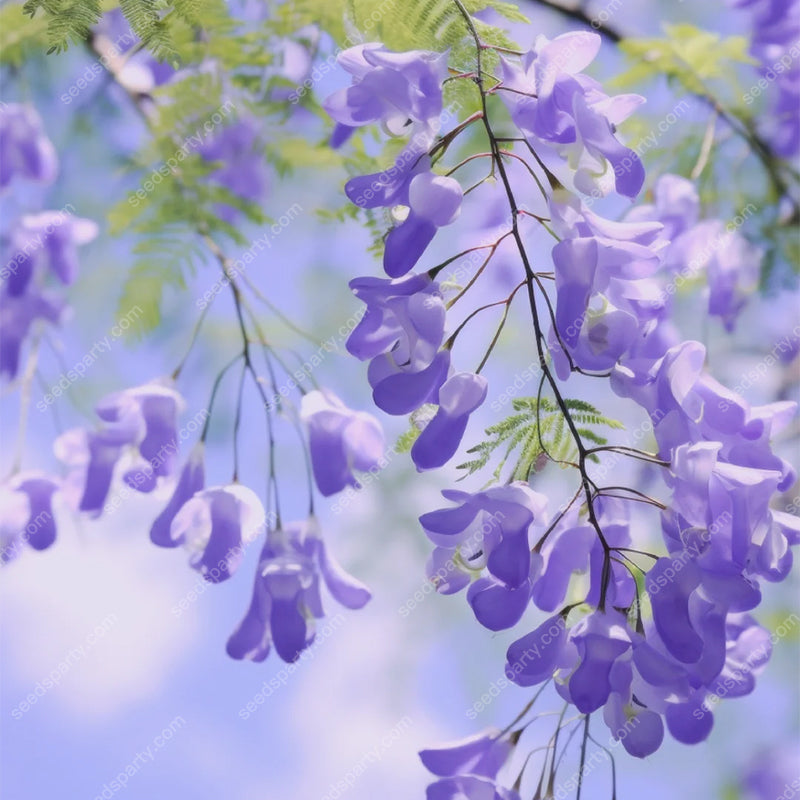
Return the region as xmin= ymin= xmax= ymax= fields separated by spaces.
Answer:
xmin=732 ymin=0 xmax=800 ymax=158
xmin=227 ymin=518 xmax=371 ymax=662
xmin=0 ymin=103 xmax=58 ymax=191
xmin=325 ymin=45 xmax=464 ymax=277
xmin=498 ymin=31 xmax=646 ymax=198
xmin=0 ymin=474 xmax=60 ymax=564
xmin=630 ymin=173 xmax=762 ymax=331
xmin=0 ymin=106 xmax=93 ymax=383
xmin=324 ymin=30 xmax=798 ymax=789
xmin=300 ymin=389 xmax=384 ymax=497
xmin=198 ymin=117 xmax=270 ymax=224
xmin=55 ymin=381 xmax=186 ymax=516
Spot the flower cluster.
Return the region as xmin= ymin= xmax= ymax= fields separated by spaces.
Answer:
xmin=0 ymin=105 xmax=98 ymax=380
xmin=0 ymin=103 xmax=97 ymax=562
xmin=329 ymin=49 xmax=490 ymax=473
xmin=499 ymin=32 xmax=646 ymax=198
xmin=325 ymin=25 xmax=798 ymax=796
xmin=50 ymin=380 xmax=383 ymax=664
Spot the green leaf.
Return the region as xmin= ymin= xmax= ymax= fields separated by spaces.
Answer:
xmin=458 ymin=397 xmax=624 ymax=483
xmin=615 ymin=24 xmax=755 ymax=97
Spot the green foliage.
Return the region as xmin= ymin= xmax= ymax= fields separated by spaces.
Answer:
xmin=615 ymin=24 xmax=754 ymax=101
xmin=21 ymin=0 xmax=102 ymax=54
xmin=0 ymin=2 xmax=51 ymax=65
xmin=458 ymin=397 xmax=624 ymax=483
xmin=115 ymin=232 xmax=204 ymax=339
xmin=272 ymin=0 xmax=525 ymax=113
xmin=15 ymin=0 xmax=231 ymax=62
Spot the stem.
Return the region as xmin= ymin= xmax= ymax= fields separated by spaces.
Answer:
xmin=452 ymin=0 xmax=613 ymax=609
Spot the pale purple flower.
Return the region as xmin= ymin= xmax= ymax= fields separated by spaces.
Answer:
xmin=300 ymin=389 xmax=384 ymax=496
xmin=0 ymin=104 xmax=58 ymax=190
xmin=0 ymin=473 xmax=59 ymax=563
xmin=420 ymin=729 xmax=520 ymax=800
xmin=4 ymin=211 xmax=98 ymax=295
xmin=170 ymin=484 xmax=265 ymax=583
xmin=505 ymin=613 xmax=567 ymax=686
xmin=324 ymin=44 xmax=448 ymax=150
xmin=567 ymin=610 xmax=632 ymax=713
xmin=411 ymin=372 xmax=488 ymax=471
xmin=499 ymin=33 xmax=645 ymax=197
xmin=227 ymin=518 xmax=370 ymax=662
xmin=54 ymin=382 xmax=186 ymax=515
xmin=347 ymin=272 xmax=450 ymax=415
xmin=0 ymin=288 xmax=65 ymax=380
xmin=150 ymin=443 xmax=205 ymax=547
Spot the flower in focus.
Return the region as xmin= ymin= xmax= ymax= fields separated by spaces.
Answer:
xmin=227 ymin=518 xmax=370 ymax=662
xmin=347 ymin=272 xmax=450 ymax=415
xmin=499 ymin=32 xmax=645 ymax=198
xmin=411 ymin=372 xmax=487 ymax=471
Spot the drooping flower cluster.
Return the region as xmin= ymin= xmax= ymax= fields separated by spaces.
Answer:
xmin=0 ymin=104 xmax=98 ymax=561
xmin=0 ymin=106 xmax=98 ymax=381
xmin=325 ymin=45 xmax=464 ymax=276
xmin=227 ymin=518 xmax=370 ymax=662
xmin=324 ymin=26 xmax=798 ymax=795
xmin=328 ymin=49 xmax=490 ymax=472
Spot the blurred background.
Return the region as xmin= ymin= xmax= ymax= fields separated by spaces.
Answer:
xmin=1 ymin=1 xmax=798 ymax=799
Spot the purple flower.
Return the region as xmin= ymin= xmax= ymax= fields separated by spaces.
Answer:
xmin=300 ymin=389 xmax=384 ymax=496
xmin=567 ymin=610 xmax=632 ymax=713
xmin=55 ymin=382 xmax=186 ymax=515
xmin=170 ymin=484 xmax=265 ymax=583
xmin=420 ymin=729 xmax=512 ymax=780
xmin=420 ymin=730 xmax=519 ymax=800
xmin=198 ymin=118 xmax=268 ymax=223
xmin=0 ymin=288 xmax=66 ymax=380
xmin=324 ymin=44 xmax=448 ymax=149
xmin=425 ymin=776 xmax=521 ymax=800
xmin=732 ymin=0 xmax=800 ymax=157
xmin=546 ymin=191 xmax=664 ymax=378
xmin=505 ymin=613 xmax=567 ymax=686
xmin=383 ymin=170 xmax=463 ymax=277
xmin=0 ymin=104 xmax=58 ymax=190
xmin=666 ymin=220 xmax=761 ymax=331
xmin=626 ymin=173 xmax=699 ymax=241
xmin=741 ymin=741 xmax=800 ymax=800
xmin=4 ymin=211 xmax=98 ymax=295
xmin=227 ymin=518 xmax=370 ymax=662
xmin=602 ymin=671 xmax=665 ymax=758
xmin=347 ymin=272 xmax=450 ymax=415
xmin=150 ymin=443 xmax=205 ymax=547
xmin=0 ymin=473 xmax=59 ymax=563
xmin=499 ymin=33 xmax=645 ymax=197
xmin=411 ymin=372 xmax=487 ymax=471
xmin=420 ymin=484 xmax=546 ymax=600
xmin=0 ymin=484 xmax=31 ymax=564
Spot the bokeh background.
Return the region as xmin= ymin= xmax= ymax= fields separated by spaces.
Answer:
xmin=1 ymin=1 xmax=798 ymax=799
